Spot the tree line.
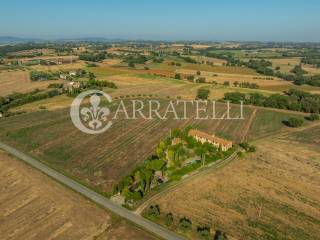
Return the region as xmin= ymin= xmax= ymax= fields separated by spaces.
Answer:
xmin=223 ymin=89 xmax=320 ymax=113
xmin=145 ymin=204 xmax=228 ymax=240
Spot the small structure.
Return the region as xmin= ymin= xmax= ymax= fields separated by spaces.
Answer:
xmin=63 ymin=81 xmax=81 ymax=92
xmin=69 ymin=71 xmax=77 ymax=76
xmin=59 ymin=73 xmax=67 ymax=80
xmin=188 ymin=129 xmax=232 ymax=151
xmin=172 ymin=137 xmax=181 ymax=145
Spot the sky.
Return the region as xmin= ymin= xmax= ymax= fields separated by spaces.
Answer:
xmin=1 ymin=0 xmax=320 ymax=42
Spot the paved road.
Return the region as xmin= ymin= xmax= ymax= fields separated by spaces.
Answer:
xmin=135 ymin=150 xmax=239 ymax=215
xmin=0 ymin=141 xmax=185 ymax=240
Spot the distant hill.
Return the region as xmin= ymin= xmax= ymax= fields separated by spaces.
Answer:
xmin=0 ymin=36 xmax=125 ymax=44
xmin=0 ymin=36 xmax=42 ymax=44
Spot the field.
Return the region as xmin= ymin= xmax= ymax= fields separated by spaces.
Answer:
xmin=152 ymin=124 xmax=320 ymax=240
xmin=0 ymin=150 xmax=155 ymax=240
xmin=0 ymin=71 xmax=64 ymax=96
xmin=176 ymin=69 xmax=294 ymax=91
xmin=0 ymin=100 xmax=304 ymax=194
xmin=268 ymin=58 xmax=320 ymax=75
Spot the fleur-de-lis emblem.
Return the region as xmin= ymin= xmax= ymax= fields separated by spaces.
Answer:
xmin=80 ymin=94 xmax=110 ymax=130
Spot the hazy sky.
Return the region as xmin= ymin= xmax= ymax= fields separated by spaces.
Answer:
xmin=1 ymin=0 xmax=319 ymax=41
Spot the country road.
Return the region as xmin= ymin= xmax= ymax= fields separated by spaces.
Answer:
xmin=0 ymin=141 xmax=185 ymax=240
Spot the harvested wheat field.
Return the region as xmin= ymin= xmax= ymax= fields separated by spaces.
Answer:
xmin=0 ymin=150 xmax=155 ymax=240
xmin=0 ymin=101 xmax=303 ymax=194
xmin=176 ymin=69 xmax=294 ymax=91
xmin=153 ymin=125 xmax=320 ymax=240
xmin=0 ymin=71 xmax=63 ymax=96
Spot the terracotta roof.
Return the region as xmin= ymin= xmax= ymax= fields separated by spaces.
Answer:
xmin=212 ymin=136 xmax=232 ymax=147
xmin=188 ymin=129 xmax=232 ymax=147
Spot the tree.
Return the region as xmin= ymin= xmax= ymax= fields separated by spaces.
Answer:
xmin=197 ymin=226 xmax=211 ymax=240
xmin=174 ymin=73 xmax=181 ymax=80
xmin=197 ymin=70 xmax=201 ymax=75
xmin=291 ymin=65 xmax=307 ymax=75
xmin=165 ymin=213 xmax=174 ymax=227
xmin=224 ymin=92 xmax=246 ymax=104
xmin=167 ymin=149 xmax=176 ymax=167
xmin=197 ymin=88 xmax=210 ymax=100
xmin=196 ymin=146 xmax=206 ymax=166
xmin=214 ymin=230 xmax=228 ymax=240
xmin=146 ymin=159 xmax=165 ymax=171
xmin=89 ymin=72 xmax=96 ymax=80
xmin=187 ymin=75 xmax=194 ymax=82
xmin=179 ymin=217 xmax=192 ymax=231
xmin=128 ymin=62 xmax=135 ymax=68
xmin=306 ymin=113 xmax=319 ymax=121
xmin=146 ymin=205 xmax=160 ymax=219
xmin=284 ymin=117 xmax=304 ymax=127
xmin=196 ymin=77 xmax=206 ymax=83
xmin=223 ymin=81 xmax=230 ymax=86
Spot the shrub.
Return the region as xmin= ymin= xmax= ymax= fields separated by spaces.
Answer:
xmin=79 ymin=52 xmax=106 ymax=62
xmin=306 ymin=113 xmax=319 ymax=121
xmin=197 ymin=88 xmax=210 ymax=100
xmin=196 ymin=77 xmax=206 ymax=83
xmin=48 ymin=83 xmax=63 ymax=89
xmin=239 ymin=142 xmax=256 ymax=152
xmin=174 ymin=73 xmax=181 ymax=80
xmin=146 ymin=205 xmax=160 ymax=219
xmin=214 ymin=230 xmax=228 ymax=240
xmin=197 ymin=226 xmax=211 ymax=240
xmin=284 ymin=117 xmax=304 ymax=127
xmin=165 ymin=213 xmax=174 ymax=227
xmin=179 ymin=217 xmax=192 ymax=231
xmin=128 ymin=62 xmax=135 ymax=68
xmin=187 ymin=75 xmax=194 ymax=81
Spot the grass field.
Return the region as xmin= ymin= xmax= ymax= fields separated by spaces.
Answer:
xmin=0 ymin=100 xmax=303 ymax=193
xmin=152 ymin=125 xmax=320 ymax=240
xmin=0 ymin=150 xmax=155 ymax=240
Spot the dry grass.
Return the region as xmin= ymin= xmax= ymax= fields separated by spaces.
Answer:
xmin=177 ymin=69 xmax=294 ymax=91
xmin=30 ymin=62 xmax=85 ymax=71
xmin=0 ymin=150 xmax=155 ymax=240
xmin=153 ymin=126 xmax=320 ymax=240
xmin=0 ymin=71 xmax=64 ymax=96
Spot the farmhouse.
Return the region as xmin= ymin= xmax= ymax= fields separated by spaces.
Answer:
xmin=188 ymin=129 xmax=232 ymax=151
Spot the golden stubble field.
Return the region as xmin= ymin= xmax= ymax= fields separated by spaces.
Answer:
xmin=0 ymin=71 xmax=64 ymax=96
xmin=153 ymin=125 xmax=320 ymax=240
xmin=176 ymin=69 xmax=295 ymax=91
xmin=0 ymin=150 xmax=155 ymax=240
